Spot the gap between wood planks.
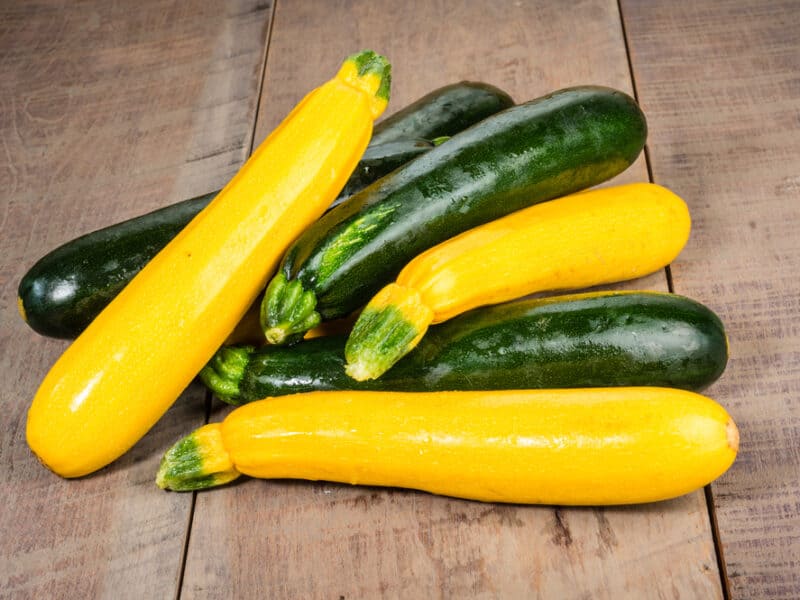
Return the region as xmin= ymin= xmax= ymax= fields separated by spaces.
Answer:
xmin=174 ymin=2 xmax=278 ymax=598
xmin=616 ymin=1 xmax=730 ymax=598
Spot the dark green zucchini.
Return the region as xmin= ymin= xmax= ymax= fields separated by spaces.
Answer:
xmin=262 ymin=86 xmax=648 ymax=344
xmin=20 ymin=81 xmax=513 ymax=340
xmin=203 ymin=291 xmax=728 ymax=405
xmin=369 ymin=81 xmax=513 ymax=145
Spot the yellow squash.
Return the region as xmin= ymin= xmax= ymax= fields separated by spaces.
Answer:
xmin=156 ymin=387 xmax=738 ymax=505
xmin=345 ymin=182 xmax=691 ymax=380
xmin=27 ymin=51 xmax=391 ymax=478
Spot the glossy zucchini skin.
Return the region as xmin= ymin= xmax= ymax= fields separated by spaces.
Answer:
xmin=273 ymin=86 xmax=647 ymax=324
xmin=205 ymin=292 xmax=727 ymax=405
xmin=369 ymin=81 xmax=513 ymax=145
xmin=17 ymin=139 xmax=433 ymax=339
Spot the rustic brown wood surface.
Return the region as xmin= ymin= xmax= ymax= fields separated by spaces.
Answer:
xmin=0 ymin=0 xmax=796 ymax=598
xmin=622 ymin=1 xmax=800 ymax=598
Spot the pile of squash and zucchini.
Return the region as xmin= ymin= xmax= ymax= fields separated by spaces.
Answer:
xmin=21 ymin=51 xmax=737 ymax=506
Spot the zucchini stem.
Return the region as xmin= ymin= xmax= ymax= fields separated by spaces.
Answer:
xmin=199 ymin=346 xmax=254 ymax=405
xmin=261 ymin=273 xmax=322 ymax=345
xmin=344 ymin=283 xmax=433 ymax=381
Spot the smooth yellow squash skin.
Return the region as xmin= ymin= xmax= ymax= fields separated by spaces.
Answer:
xmin=157 ymin=388 xmax=738 ymax=505
xmin=345 ymin=182 xmax=691 ymax=380
xmin=402 ymin=182 xmax=690 ymax=322
xmin=27 ymin=52 xmax=390 ymax=478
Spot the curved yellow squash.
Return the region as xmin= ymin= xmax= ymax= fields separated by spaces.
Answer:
xmin=27 ymin=51 xmax=391 ymax=477
xmin=345 ymin=182 xmax=691 ymax=381
xmin=156 ymin=387 xmax=738 ymax=505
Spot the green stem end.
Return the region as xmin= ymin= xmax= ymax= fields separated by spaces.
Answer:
xmin=344 ymin=283 xmax=434 ymax=381
xmin=199 ymin=345 xmax=254 ymax=405
xmin=156 ymin=424 xmax=241 ymax=492
xmin=345 ymin=50 xmax=392 ymax=102
xmin=261 ymin=272 xmax=322 ymax=346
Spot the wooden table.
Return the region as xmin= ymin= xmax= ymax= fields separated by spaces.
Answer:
xmin=1 ymin=1 xmax=798 ymax=597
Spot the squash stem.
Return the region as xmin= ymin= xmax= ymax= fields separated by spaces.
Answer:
xmin=338 ymin=51 xmax=391 ymax=118
xmin=199 ymin=346 xmax=254 ymax=405
xmin=261 ymin=273 xmax=322 ymax=345
xmin=156 ymin=424 xmax=240 ymax=492
xmin=341 ymin=51 xmax=391 ymax=111
xmin=344 ymin=283 xmax=434 ymax=381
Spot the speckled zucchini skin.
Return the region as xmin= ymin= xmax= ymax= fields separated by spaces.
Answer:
xmin=205 ymin=292 xmax=727 ymax=404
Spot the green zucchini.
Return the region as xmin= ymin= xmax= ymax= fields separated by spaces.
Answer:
xmin=203 ymin=291 xmax=728 ymax=405
xmin=369 ymin=81 xmax=513 ymax=145
xmin=18 ymin=82 xmax=513 ymax=340
xmin=262 ymin=86 xmax=648 ymax=344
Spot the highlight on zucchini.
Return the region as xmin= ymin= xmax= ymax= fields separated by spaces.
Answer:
xmin=156 ymin=387 xmax=738 ymax=506
xmin=26 ymin=51 xmax=391 ymax=478
xmin=261 ymin=86 xmax=648 ymax=346
xmin=202 ymin=290 xmax=729 ymax=405
xmin=345 ymin=182 xmax=691 ymax=381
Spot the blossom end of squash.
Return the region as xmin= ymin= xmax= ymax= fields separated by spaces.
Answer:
xmin=727 ymin=418 xmax=739 ymax=454
xmin=344 ymin=284 xmax=433 ymax=381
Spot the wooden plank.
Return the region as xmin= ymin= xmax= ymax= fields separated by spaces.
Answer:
xmin=182 ymin=1 xmax=722 ymax=597
xmin=0 ymin=1 xmax=272 ymax=598
xmin=620 ymin=0 xmax=800 ymax=597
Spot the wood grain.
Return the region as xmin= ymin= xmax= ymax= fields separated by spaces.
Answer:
xmin=182 ymin=1 xmax=721 ymax=597
xmin=620 ymin=0 xmax=800 ymax=597
xmin=0 ymin=1 xmax=272 ymax=598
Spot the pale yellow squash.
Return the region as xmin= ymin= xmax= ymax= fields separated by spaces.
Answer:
xmin=156 ymin=387 xmax=738 ymax=505
xmin=27 ymin=51 xmax=391 ymax=477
